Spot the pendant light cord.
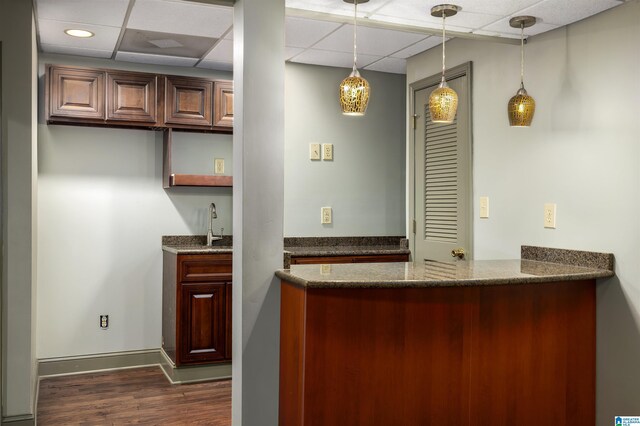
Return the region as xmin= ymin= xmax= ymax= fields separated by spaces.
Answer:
xmin=520 ymin=23 xmax=525 ymax=87
xmin=441 ymin=13 xmax=446 ymax=79
xmin=353 ymin=0 xmax=358 ymax=70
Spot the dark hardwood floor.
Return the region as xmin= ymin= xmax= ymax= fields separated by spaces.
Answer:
xmin=37 ymin=366 xmax=231 ymax=425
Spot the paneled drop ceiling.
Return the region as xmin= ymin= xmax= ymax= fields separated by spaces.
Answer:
xmin=35 ymin=0 xmax=625 ymax=75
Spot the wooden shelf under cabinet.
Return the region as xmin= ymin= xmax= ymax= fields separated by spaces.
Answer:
xmin=162 ymin=128 xmax=233 ymax=188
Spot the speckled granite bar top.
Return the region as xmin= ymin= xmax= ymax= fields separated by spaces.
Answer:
xmin=276 ymin=246 xmax=614 ymax=289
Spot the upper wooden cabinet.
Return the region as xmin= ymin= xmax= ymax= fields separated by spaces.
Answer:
xmin=106 ymin=71 xmax=157 ymax=124
xmin=164 ymin=76 xmax=213 ymax=128
xmin=214 ymin=81 xmax=233 ymax=128
xmin=47 ymin=66 xmax=105 ymax=122
xmin=46 ymin=64 xmax=232 ymax=132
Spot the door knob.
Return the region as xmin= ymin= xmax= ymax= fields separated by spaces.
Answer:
xmin=451 ymin=248 xmax=465 ymax=259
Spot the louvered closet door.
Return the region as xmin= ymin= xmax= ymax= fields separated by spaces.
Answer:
xmin=414 ymin=75 xmax=471 ymax=262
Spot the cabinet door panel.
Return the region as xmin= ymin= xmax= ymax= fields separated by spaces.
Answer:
xmin=106 ymin=72 xmax=157 ymax=123
xmin=179 ymin=282 xmax=226 ymax=365
xmin=165 ymin=76 xmax=213 ymax=127
xmin=214 ymin=81 xmax=233 ymax=128
xmin=49 ymin=66 xmax=105 ymax=120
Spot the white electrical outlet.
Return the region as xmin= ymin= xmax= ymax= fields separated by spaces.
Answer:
xmin=544 ymin=203 xmax=556 ymax=228
xmin=322 ymin=143 xmax=333 ymax=161
xmin=479 ymin=196 xmax=489 ymax=218
xmin=214 ymin=158 xmax=225 ymax=174
xmin=310 ymin=143 xmax=320 ymax=160
xmin=321 ymin=207 xmax=332 ymax=224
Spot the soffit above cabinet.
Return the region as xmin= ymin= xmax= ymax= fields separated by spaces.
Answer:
xmin=35 ymin=0 xmax=626 ymax=75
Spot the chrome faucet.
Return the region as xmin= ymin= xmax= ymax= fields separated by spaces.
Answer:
xmin=207 ymin=203 xmax=223 ymax=245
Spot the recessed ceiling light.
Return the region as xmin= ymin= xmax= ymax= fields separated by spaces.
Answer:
xmin=64 ymin=29 xmax=94 ymax=38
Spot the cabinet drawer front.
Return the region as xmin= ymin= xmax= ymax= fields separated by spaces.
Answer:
xmin=179 ymin=254 xmax=232 ymax=282
xmin=352 ymin=254 xmax=410 ymax=263
xmin=291 ymin=256 xmax=354 ymax=265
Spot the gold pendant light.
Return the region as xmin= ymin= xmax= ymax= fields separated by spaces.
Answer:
xmin=507 ymin=16 xmax=537 ymax=127
xmin=429 ymin=4 xmax=460 ymax=124
xmin=339 ymin=0 xmax=370 ymax=116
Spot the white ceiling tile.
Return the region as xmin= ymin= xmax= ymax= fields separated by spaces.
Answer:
xmin=127 ymin=0 xmax=233 ymax=38
xmin=36 ymin=0 xmax=130 ymax=27
xmin=38 ymin=19 xmax=121 ymax=51
xmin=517 ymin=0 xmax=622 ymax=26
xmin=285 ymin=47 xmax=305 ymax=60
xmin=115 ymin=51 xmax=199 ymax=66
xmin=313 ymin=24 xmax=426 ymax=56
xmin=203 ymin=39 xmax=233 ymax=62
xmin=197 ymin=60 xmax=233 ymax=72
xmin=364 ymin=57 xmax=406 ymax=74
xmin=40 ymin=43 xmax=113 ymax=58
xmin=285 ymin=17 xmax=341 ymax=48
xmin=390 ymin=36 xmax=443 ymax=58
xmin=290 ymin=48 xmax=381 ymax=69
xmin=372 ymin=2 xmax=502 ymax=30
xmin=480 ymin=18 xmax=560 ymax=37
xmin=286 ymin=0 xmax=388 ymax=16
xmin=449 ymin=0 xmax=544 ymax=16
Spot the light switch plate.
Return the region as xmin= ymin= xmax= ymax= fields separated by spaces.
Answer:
xmin=322 ymin=143 xmax=333 ymax=161
xmin=214 ymin=158 xmax=225 ymax=174
xmin=310 ymin=143 xmax=320 ymax=160
xmin=544 ymin=203 xmax=556 ymax=228
xmin=479 ymin=196 xmax=489 ymax=218
xmin=321 ymin=207 xmax=332 ymax=224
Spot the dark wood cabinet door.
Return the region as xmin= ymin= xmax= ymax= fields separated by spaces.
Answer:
xmin=48 ymin=66 xmax=105 ymax=121
xmin=178 ymin=282 xmax=227 ymax=365
xmin=165 ymin=76 xmax=213 ymax=127
xmin=106 ymin=72 xmax=157 ymax=124
xmin=214 ymin=81 xmax=233 ymax=128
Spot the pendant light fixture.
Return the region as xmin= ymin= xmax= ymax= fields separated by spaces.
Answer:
xmin=339 ymin=0 xmax=370 ymax=116
xmin=429 ymin=4 xmax=460 ymax=124
xmin=507 ymin=16 xmax=536 ymax=127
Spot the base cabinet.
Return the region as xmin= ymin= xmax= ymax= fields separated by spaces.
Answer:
xmin=163 ymin=252 xmax=232 ymax=366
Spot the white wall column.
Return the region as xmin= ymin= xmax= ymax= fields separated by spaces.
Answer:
xmin=232 ymin=0 xmax=285 ymax=424
xmin=0 ymin=0 xmax=38 ymax=422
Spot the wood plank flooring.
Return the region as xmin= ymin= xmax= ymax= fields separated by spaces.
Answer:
xmin=37 ymin=366 xmax=231 ymax=425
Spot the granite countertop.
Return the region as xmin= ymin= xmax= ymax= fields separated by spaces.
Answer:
xmin=275 ymin=246 xmax=615 ymax=289
xmin=162 ymin=235 xmax=410 ymax=263
xmin=162 ymin=235 xmax=233 ymax=254
xmin=284 ymin=245 xmax=410 ymax=257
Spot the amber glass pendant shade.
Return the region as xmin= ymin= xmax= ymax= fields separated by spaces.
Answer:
xmin=508 ymin=16 xmax=537 ymax=127
xmin=340 ymin=0 xmax=371 ymax=116
xmin=429 ymin=4 xmax=460 ymax=124
xmin=429 ymin=79 xmax=458 ymax=123
xmin=508 ymin=86 xmax=535 ymax=127
xmin=340 ymin=68 xmax=370 ymax=116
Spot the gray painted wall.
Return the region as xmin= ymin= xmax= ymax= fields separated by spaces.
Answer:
xmin=285 ymin=63 xmax=406 ymax=236
xmin=0 ymin=0 xmax=38 ymax=420
xmin=407 ymin=1 xmax=640 ymax=422
xmin=37 ymin=56 xmax=407 ymax=360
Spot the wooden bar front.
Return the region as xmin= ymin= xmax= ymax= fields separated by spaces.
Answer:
xmin=279 ymin=279 xmax=595 ymax=426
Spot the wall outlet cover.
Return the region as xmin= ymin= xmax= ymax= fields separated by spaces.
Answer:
xmin=214 ymin=158 xmax=225 ymax=174
xmin=321 ymin=206 xmax=332 ymax=224
xmin=310 ymin=143 xmax=321 ymax=160
xmin=322 ymin=143 xmax=333 ymax=161
xmin=479 ymin=196 xmax=489 ymax=218
xmin=544 ymin=203 xmax=556 ymax=228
